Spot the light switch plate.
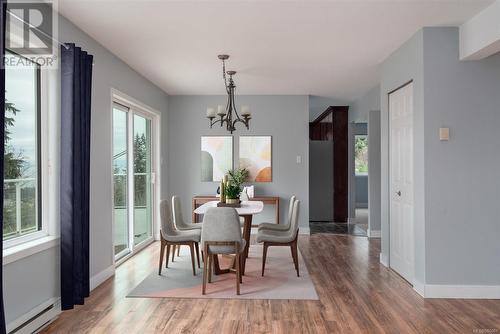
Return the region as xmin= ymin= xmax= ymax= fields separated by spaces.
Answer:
xmin=296 ymin=155 xmax=302 ymax=164
xmin=439 ymin=127 xmax=449 ymax=141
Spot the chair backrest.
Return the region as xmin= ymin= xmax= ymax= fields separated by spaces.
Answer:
xmin=172 ymin=195 xmax=187 ymax=229
xmin=201 ymin=207 xmax=242 ymax=253
xmin=288 ymin=199 xmax=300 ymax=237
xmin=286 ymin=195 xmax=296 ymax=226
xmin=160 ymin=199 xmax=177 ymax=239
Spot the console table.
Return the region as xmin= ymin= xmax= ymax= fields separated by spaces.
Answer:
xmin=192 ymin=195 xmax=280 ymax=225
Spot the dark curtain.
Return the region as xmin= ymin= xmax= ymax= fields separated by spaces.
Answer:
xmin=60 ymin=43 xmax=93 ymax=310
xmin=0 ymin=0 xmax=7 ymax=332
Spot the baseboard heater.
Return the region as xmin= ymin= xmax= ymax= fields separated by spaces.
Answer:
xmin=8 ymin=298 xmax=61 ymax=334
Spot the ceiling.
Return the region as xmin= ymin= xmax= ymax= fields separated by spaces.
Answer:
xmin=58 ymin=0 xmax=492 ymax=101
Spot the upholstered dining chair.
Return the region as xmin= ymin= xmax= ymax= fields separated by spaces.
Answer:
xmin=258 ymin=195 xmax=296 ymax=232
xmin=201 ymin=207 xmax=246 ymax=295
xmin=256 ymin=200 xmax=300 ymax=277
xmin=172 ymin=195 xmax=202 ymax=262
xmin=158 ymin=199 xmax=201 ymax=276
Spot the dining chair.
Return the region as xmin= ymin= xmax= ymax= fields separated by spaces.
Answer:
xmin=258 ymin=195 xmax=296 ymax=232
xmin=256 ymin=199 xmax=300 ymax=277
xmin=201 ymin=207 xmax=246 ymax=295
xmin=158 ymin=199 xmax=201 ymax=276
xmin=172 ymin=195 xmax=202 ymax=262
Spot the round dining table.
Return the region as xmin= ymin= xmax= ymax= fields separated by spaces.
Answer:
xmin=193 ymin=200 xmax=264 ymax=275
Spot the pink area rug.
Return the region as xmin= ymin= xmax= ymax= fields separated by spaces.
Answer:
xmin=128 ymin=245 xmax=319 ymax=300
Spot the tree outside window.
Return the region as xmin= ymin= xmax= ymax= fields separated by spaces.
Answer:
xmin=355 ymin=135 xmax=368 ymax=175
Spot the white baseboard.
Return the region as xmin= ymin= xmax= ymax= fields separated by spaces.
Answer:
xmin=420 ymin=284 xmax=500 ymax=299
xmin=368 ymin=229 xmax=381 ymax=238
xmin=356 ymin=202 xmax=368 ymax=209
xmin=7 ymin=297 xmax=61 ymax=334
xmin=90 ymin=265 xmax=115 ymax=291
xmin=299 ymin=227 xmax=310 ymax=235
xmin=413 ymin=279 xmax=425 ymax=297
xmin=379 ymin=253 xmax=388 ymax=267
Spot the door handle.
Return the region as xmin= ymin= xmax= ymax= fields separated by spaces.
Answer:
xmin=396 ymin=191 xmax=401 ymax=196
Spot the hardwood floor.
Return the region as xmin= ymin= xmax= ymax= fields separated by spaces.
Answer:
xmin=42 ymin=235 xmax=500 ymax=333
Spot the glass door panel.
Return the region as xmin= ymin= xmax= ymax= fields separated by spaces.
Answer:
xmin=112 ymin=104 xmax=130 ymax=258
xmin=133 ymin=114 xmax=153 ymax=246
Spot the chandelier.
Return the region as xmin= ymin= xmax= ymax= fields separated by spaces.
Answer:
xmin=206 ymin=55 xmax=251 ymax=134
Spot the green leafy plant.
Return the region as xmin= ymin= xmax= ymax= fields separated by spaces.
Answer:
xmin=225 ymin=183 xmax=241 ymax=199
xmin=227 ymin=168 xmax=249 ymax=188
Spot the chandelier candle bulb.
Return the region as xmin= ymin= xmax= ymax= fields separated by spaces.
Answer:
xmin=217 ymin=105 xmax=226 ymax=116
xmin=206 ymin=108 xmax=216 ymax=118
xmin=241 ymin=105 xmax=250 ymax=116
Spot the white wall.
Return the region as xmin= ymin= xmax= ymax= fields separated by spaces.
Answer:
xmin=3 ymin=14 xmax=169 ymax=325
xmin=460 ymin=0 xmax=500 ymax=60
xmin=166 ymin=95 xmax=309 ymax=230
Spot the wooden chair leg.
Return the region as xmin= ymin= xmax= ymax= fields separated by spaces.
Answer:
xmin=177 ymin=245 xmax=181 ymax=257
xmin=195 ymin=242 xmax=201 ymax=268
xmin=239 ymin=254 xmax=243 ymax=283
xmin=189 ymin=242 xmax=196 ymax=276
xmin=291 ymin=241 xmax=299 ymax=277
xmin=262 ymin=243 xmax=269 ymax=277
xmin=235 ymin=250 xmax=241 ymax=295
xmin=202 ymin=244 xmax=208 ymax=295
xmin=158 ymin=241 xmax=165 ymax=275
xmin=208 ymin=254 xmax=213 ymax=283
xmin=165 ymin=244 xmax=171 ymax=268
xmin=171 ymin=245 xmax=176 ymax=262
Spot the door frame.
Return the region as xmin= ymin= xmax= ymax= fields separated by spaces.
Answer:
xmin=110 ymin=88 xmax=162 ymax=266
xmin=387 ymin=80 xmax=415 ymax=284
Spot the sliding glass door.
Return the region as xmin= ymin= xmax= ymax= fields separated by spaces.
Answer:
xmin=133 ymin=114 xmax=153 ymax=246
xmin=113 ymin=101 xmax=155 ymax=261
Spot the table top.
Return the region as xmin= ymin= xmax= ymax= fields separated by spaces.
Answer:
xmin=193 ymin=200 xmax=264 ymax=215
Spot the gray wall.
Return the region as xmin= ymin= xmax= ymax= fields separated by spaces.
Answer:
xmin=350 ymin=85 xmax=381 ymax=123
xmin=422 ymin=27 xmax=500 ymax=285
xmin=380 ymin=29 xmax=426 ymax=284
xmin=368 ymin=110 xmax=381 ymax=233
xmin=309 ymin=141 xmax=333 ymax=221
xmin=348 ymin=88 xmax=381 ymax=217
xmin=355 ymin=175 xmax=368 ymax=207
xmin=380 ymin=26 xmax=500 ymax=287
xmin=3 ymin=15 xmax=169 ymax=324
xmin=308 ymin=95 xmax=350 ymax=121
xmin=166 ymin=95 xmax=309 ymax=229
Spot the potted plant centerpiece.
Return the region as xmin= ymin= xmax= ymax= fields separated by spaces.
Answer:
xmin=225 ymin=168 xmax=249 ymax=204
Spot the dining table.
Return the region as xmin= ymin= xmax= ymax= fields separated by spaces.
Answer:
xmin=193 ymin=200 xmax=264 ymax=275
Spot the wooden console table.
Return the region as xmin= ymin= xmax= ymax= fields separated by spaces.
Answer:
xmin=192 ymin=195 xmax=280 ymax=225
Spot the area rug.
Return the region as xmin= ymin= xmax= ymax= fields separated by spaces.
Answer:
xmin=127 ymin=245 xmax=319 ymax=300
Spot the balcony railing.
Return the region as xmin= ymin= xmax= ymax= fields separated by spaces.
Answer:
xmin=3 ymin=177 xmax=38 ymax=240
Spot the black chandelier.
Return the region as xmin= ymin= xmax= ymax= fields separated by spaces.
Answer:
xmin=206 ymin=54 xmax=251 ymax=134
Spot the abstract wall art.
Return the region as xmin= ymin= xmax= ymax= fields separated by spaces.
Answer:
xmin=201 ymin=136 xmax=233 ymax=182
xmin=239 ymin=136 xmax=272 ymax=182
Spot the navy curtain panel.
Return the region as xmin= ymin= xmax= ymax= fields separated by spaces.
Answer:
xmin=60 ymin=43 xmax=93 ymax=310
xmin=0 ymin=0 xmax=7 ymax=332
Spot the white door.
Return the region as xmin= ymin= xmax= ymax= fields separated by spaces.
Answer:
xmin=389 ymin=82 xmax=414 ymax=283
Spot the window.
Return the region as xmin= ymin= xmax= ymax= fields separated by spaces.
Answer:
xmin=355 ymin=135 xmax=368 ymax=175
xmin=3 ymin=50 xmax=42 ymax=243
